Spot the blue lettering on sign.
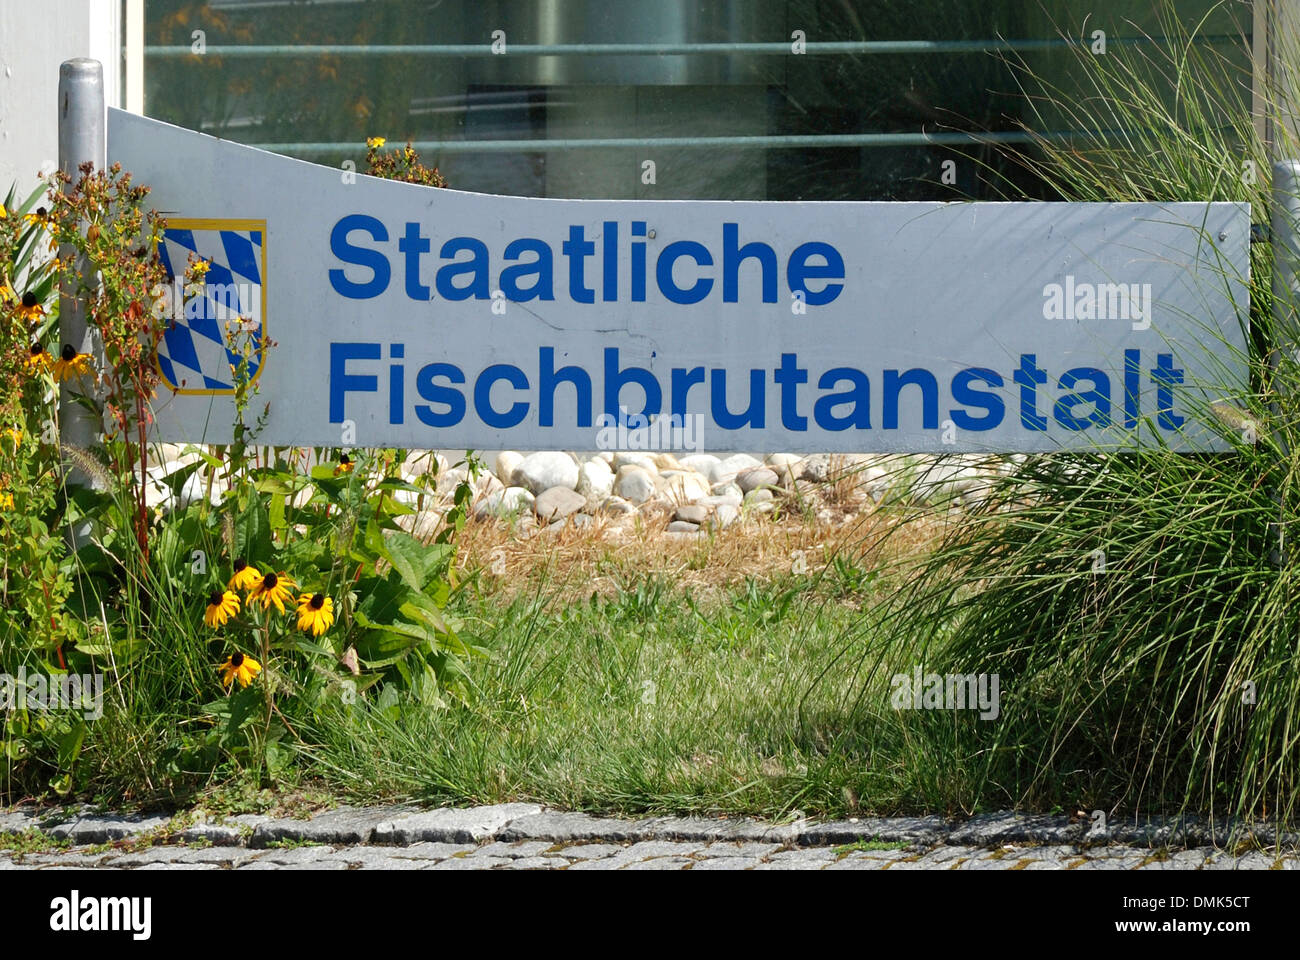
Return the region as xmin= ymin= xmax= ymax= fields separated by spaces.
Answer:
xmin=326 ymin=218 xmax=846 ymax=306
xmin=327 ymin=343 xmax=1186 ymax=440
xmin=329 ymin=215 xmax=390 ymax=298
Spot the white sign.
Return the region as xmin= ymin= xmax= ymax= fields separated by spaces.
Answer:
xmin=108 ymin=108 xmax=1249 ymax=452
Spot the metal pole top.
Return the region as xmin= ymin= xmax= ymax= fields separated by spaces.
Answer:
xmin=59 ymin=58 xmax=103 ymax=81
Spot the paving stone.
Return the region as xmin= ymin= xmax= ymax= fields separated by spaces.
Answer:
xmin=622 ymin=840 xmax=705 ymax=860
xmin=256 ymin=845 xmax=337 ymax=864
xmin=1070 ymin=857 xmax=1143 ymax=870
xmin=390 ymin=842 xmax=478 ymax=860
xmin=102 ymin=845 xmax=258 ymax=867
xmin=767 ymin=847 xmax=837 ymax=861
xmin=321 ymin=845 xmax=432 ymax=869
xmin=564 ymin=857 xmax=634 ymax=871
xmin=622 ymin=856 xmax=695 ymax=870
xmin=752 ymin=859 xmax=829 ymax=870
xmin=689 ymin=857 xmax=765 ymax=870
xmin=136 ymin=862 xmax=221 ymax=870
xmin=495 ymin=812 xmax=657 ymax=844
xmin=823 ymin=857 xmax=891 ymax=870
xmin=0 ymin=809 xmax=38 ymax=834
xmin=551 ymin=843 xmax=628 ymax=860
xmin=372 ymin=804 xmax=543 ymax=845
xmin=45 ymin=813 xmax=173 ymax=844
xmin=14 ymin=851 xmax=113 ymax=867
xmin=800 ymin=816 xmax=949 ymax=846
xmin=426 ymin=855 xmax=511 ymax=870
xmin=177 ymin=815 xmax=269 ymax=846
xmin=1225 ymin=852 xmax=1276 ymax=870
xmin=948 ymin=812 xmax=1086 ymax=846
xmin=955 ymin=855 xmax=1016 ymax=869
xmin=916 ymin=845 xmax=980 ymax=864
xmin=1022 ymin=859 xmax=1066 ymax=870
xmin=700 ymin=841 xmax=782 ymax=858
xmin=500 ymin=857 xmax=571 ymax=870
xmin=252 ymin=806 xmax=414 ymax=847
xmin=841 ymin=849 xmax=909 ymax=861
xmin=238 ymin=860 xmax=350 ymax=871
xmin=1017 ymin=844 xmax=1081 ymax=859
xmin=474 ymin=840 xmax=554 ymax=859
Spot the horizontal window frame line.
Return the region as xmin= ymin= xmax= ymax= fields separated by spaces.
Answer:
xmin=141 ymin=36 xmax=1246 ymax=58
xmin=247 ymin=131 xmax=1072 ymax=156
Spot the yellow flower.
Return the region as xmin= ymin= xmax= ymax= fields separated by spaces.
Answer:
xmin=366 ymin=136 xmax=386 ymax=149
xmin=219 ymin=651 xmax=262 ymax=689
xmin=52 ymin=344 xmax=93 ymax=382
xmin=189 ymin=258 xmax=210 ymax=278
xmin=204 ymin=589 xmax=240 ymax=627
xmin=0 ymin=202 xmax=6 ymax=219
xmin=250 ymin=570 xmax=295 ymax=613
xmin=296 ymin=592 xmax=335 ymax=637
xmin=24 ymin=343 xmax=52 ymax=375
xmin=0 ymin=492 xmax=12 ymax=510
xmin=334 ymin=453 xmax=354 ymax=475
xmin=18 ymin=292 xmax=44 ymax=323
xmin=228 ymin=558 xmax=261 ymax=593
xmin=3 ymin=428 xmax=21 ymax=448
xmin=23 ymin=205 xmax=50 ymax=229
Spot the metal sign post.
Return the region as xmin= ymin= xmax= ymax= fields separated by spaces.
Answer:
xmin=1270 ymin=160 xmax=1300 ymax=564
xmin=56 ymin=58 xmax=107 ymax=526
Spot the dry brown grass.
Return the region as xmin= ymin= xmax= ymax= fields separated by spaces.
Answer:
xmin=453 ymin=498 xmax=953 ymax=606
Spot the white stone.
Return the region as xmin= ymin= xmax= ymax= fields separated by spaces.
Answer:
xmin=576 ymin=458 xmax=615 ymax=500
xmin=711 ymin=481 xmax=743 ymax=498
xmin=711 ymin=453 xmax=762 ymax=484
xmin=616 ymin=468 xmax=657 ymax=504
xmin=494 ymin=451 xmax=524 ymax=485
xmin=473 ymin=486 xmax=535 ymax=518
xmin=765 ymin=453 xmax=802 ymax=469
xmin=713 ymin=503 xmax=741 ymax=528
xmin=534 ymin=486 xmax=588 ymax=521
xmin=700 ymin=492 xmax=742 ymax=508
xmin=601 ymin=496 xmax=638 ymax=515
xmin=662 ymin=471 xmax=711 ymax=504
xmin=678 ymin=454 xmax=720 ymax=477
xmin=612 ymin=451 xmax=658 ymax=473
xmin=512 ymin=451 xmax=580 ymax=493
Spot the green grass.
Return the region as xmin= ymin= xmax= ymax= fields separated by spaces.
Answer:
xmin=295 ymin=565 xmax=1001 ymax=820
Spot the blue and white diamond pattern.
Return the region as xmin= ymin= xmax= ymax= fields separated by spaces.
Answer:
xmin=156 ymin=220 xmax=266 ymax=394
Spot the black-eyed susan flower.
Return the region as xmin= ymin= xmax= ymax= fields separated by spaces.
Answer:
xmin=296 ymin=592 xmax=335 ymax=637
xmin=19 ymin=292 xmax=44 ymax=323
xmin=250 ymin=570 xmax=295 ymax=614
xmin=204 ymin=589 xmax=240 ymax=627
xmin=23 ymin=206 xmax=50 ymax=229
xmin=228 ymin=557 xmax=260 ymax=593
xmin=334 ymin=453 xmax=354 ymax=475
xmin=24 ymin=343 xmax=52 ymax=375
xmin=219 ymin=650 xmax=262 ymax=689
xmin=0 ymin=492 xmax=13 ymax=510
xmin=52 ymin=344 xmax=92 ymax=382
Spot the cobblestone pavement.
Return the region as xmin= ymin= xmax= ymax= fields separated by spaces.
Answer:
xmin=2 ymin=805 xmax=1296 ymax=870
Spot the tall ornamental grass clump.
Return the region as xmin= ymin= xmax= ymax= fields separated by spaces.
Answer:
xmin=868 ymin=1 xmax=1300 ymax=822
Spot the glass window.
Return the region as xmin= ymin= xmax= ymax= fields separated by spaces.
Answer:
xmin=131 ymin=0 xmax=1255 ymax=201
